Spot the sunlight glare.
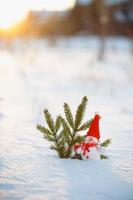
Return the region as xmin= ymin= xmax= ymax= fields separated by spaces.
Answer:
xmin=0 ymin=0 xmax=76 ymax=30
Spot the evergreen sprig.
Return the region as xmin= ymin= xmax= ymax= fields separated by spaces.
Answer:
xmin=100 ymin=138 xmax=111 ymax=147
xmin=37 ymin=110 xmax=67 ymax=158
xmin=60 ymin=117 xmax=71 ymax=135
xmin=43 ymin=109 xmax=55 ymax=133
xmin=99 ymin=139 xmax=111 ymax=160
xmin=74 ymin=96 xmax=88 ymax=130
xmin=37 ymin=96 xmax=91 ymax=159
xmin=63 ymin=103 xmax=74 ymax=129
xmin=77 ymin=120 xmax=92 ymax=132
xmin=55 ymin=116 xmax=61 ymax=132
xmin=73 ymin=135 xmax=85 ymax=144
xmin=61 ymin=96 xmax=90 ymax=158
xmin=100 ymin=154 xmax=109 ymax=159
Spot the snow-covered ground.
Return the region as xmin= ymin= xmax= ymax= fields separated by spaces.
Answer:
xmin=0 ymin=36 xmax=133 ymax=200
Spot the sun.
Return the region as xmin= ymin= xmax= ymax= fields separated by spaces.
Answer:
xmin=0 ymin=0 xmax=76 ymax=30
xmin=0 ymin=11 xmax=27 ymax=30
xmin=0 ymin=0 xmax=28 ymax=30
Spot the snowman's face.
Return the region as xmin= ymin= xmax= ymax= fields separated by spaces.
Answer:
xmin=86 ymin=136 xmax=98 ymax=144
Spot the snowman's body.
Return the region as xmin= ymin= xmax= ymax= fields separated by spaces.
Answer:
xmin=82 ymin=136 xmax=100 ymax=160
xmin=85 ymin=145 xmax=100 ymax=160
xmin=74 ymin=136 xmax=100 ymax=160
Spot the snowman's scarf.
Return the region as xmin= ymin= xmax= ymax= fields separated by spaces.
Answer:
xmin=82 ymin=142 xmax=99 ymax=156
xmin=74 ymin=140 xmax=99 ymax=157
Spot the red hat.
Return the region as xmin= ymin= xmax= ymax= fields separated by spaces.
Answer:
xmin=87 ymin=114 xmax=101 ymax=140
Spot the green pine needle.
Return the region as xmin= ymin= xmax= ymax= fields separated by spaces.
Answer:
xmin=64 ymin=103 xmax=74 ymax=129
xmin=43 ymin=109 xmax=55 ymax=133
xmin=77 ymin=119 xmax=92 ymax=131
xmin=73 ymin=135 xmax=85 ymax=144
xmin=74 ymin=96 xmax=88 ymax=131
xmin=37 ymin=124 xmax=52 ymax=136
xmin=60 ymin=116 xmax=71 ymax=135
xmin=100 ymin=154 xmax=109 ymax=159
xmin=55 ymin=115 xmax=61 ymax=132
xmin=50 ymin=144 xmax=58 ymax=151
xmin=100 ymin=138 xmax=111 ymax=147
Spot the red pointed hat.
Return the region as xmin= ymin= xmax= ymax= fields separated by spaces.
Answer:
xmin=87 ymin=114 xmax=101 ymax=140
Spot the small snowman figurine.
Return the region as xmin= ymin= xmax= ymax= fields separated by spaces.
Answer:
xmin=73 ymin=113 xmax=101 ymax=160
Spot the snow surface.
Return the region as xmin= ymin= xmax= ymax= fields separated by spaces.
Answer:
xmin=0 ymin=36 xmax=133 ymax=200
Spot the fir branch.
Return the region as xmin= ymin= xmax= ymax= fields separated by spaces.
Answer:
xmin=59 ymin=142 xmax=68 ymax=158
xmin=37 ymin=96 xmax=91 ymax=159
xmin=53 ymin=134 xmax=61 ymax=157
xmin=62 ymin=96 xmax=88 ymax=158
xmin=73 ymin=135 xmax=85 ymax=144
xmin=50 ymin=144 xmax=58 ymax=151
xmin=58 ymin=129 xmax=65 ymax=141
xmin=77 ymin=120 xmax=92 ymax=132
xmin=63 ymin=131 xmax=71 ymax=143
xmin=65 ymin=129 xmax=77 ymax=158
xmin=37 ymin=124 xmax=53 ymax=136
xmin=37 ymin=125 xmax=54 ymax=141
xmin=64 ymin=103 xmax=74 ymax=129
xmin=74 ymin=96 xmax=88 ymax=131
xmin=37 ymin=113 xmax=63 ymax=158
xmin=60 ymin=117 xmax=71 ymax=135
xmin=100 ymin=138 xmax=111 ymax=147
xmin=43 ymin=134 xmax=54 ymax=142
xmin=43 ymin=109 xmax=55 ymax=133
xmin=55 ymin=115 xmax=61 ymax=132
xmin=100 ymin=154 xmax=109 ymax=159
xmin=58 ymin=129 xmax=71 ymax=145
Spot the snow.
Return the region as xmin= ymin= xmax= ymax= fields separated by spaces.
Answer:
xmin=0 ymin=36 xmax=133 ymax=200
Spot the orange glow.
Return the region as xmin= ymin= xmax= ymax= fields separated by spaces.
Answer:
xmin=0 ymin=0 xmax=76 ymax=30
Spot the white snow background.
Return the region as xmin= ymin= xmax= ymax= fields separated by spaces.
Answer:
xmin=0 ymin=36 xmax=133 ymax=200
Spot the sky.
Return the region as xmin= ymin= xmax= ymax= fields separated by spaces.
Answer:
xmin=0 ymin=0 xmax=76 ymax=29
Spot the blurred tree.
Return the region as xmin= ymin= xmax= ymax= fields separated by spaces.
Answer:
xmin=90 ymin=0 xmax=109 ymax=60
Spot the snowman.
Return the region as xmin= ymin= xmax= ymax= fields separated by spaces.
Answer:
xmin=73 ymin=114 xmax=101 ymax=160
